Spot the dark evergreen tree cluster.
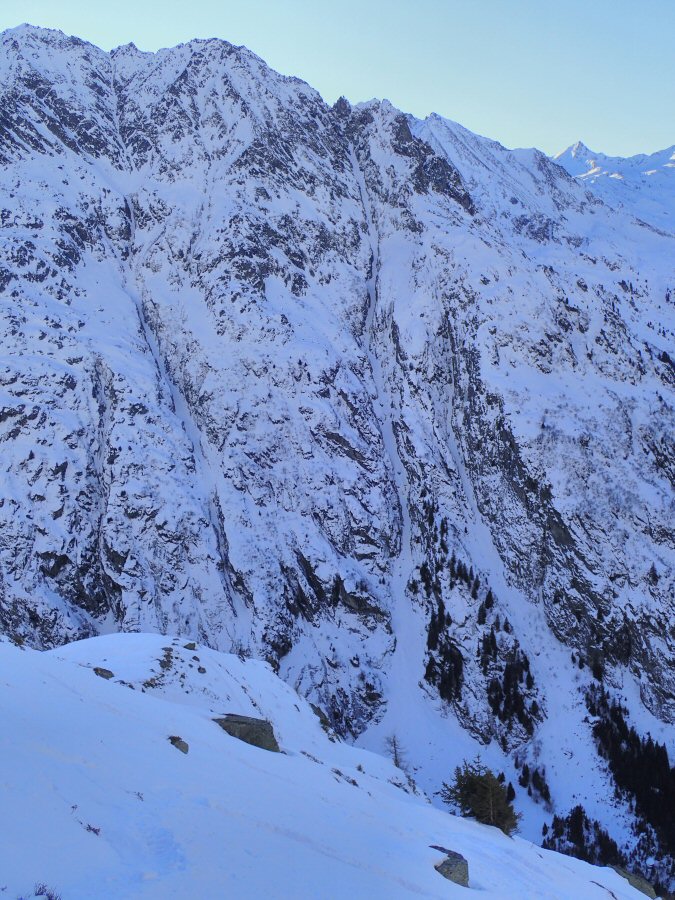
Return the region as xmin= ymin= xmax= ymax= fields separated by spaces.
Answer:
xmin=413 ymin=507 xmax=482 ymax=610
xmin=542 ymin=804 xmax=623 ymax=867
xmin=486 ymin=643 xmax=538 ymax=736
xmin=587 ymin=685 xmax=675 ymax=859
xmin=543 ymin=803 xmax=673 ymax=896
xmin=417 ymin=514 xmax=529 ymax=719
xmin=426 ymin=594 xmax=450 ymax=649
xmin=449 ymin=552 xmax=475 ymax=591
xmin=480 ymin=626 xmax=498 ymax=672
xmin=518 ymin=763 xmax=551 ymax=804
xmin=438 ymin=514 xmax=449 ymax=556
xmin=416 ymin=520 xmax=478 ymax=706
xmin=439 ymin=758 xmax=521 ymax=836
xmin=419 ymin=560 xmax=433 ymax=596
xmin=425 ymin=594 xmax=464 ymax=703
xmin=531 ymin=767 xmax=551 ymax=803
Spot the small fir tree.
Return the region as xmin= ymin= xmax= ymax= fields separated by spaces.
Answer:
xmin=439 ymin=758 xmax=521 ymax=836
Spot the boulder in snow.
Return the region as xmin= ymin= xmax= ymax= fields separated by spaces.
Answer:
xmin=93 ymin=667 xmax=114 ymax=680
xmin=213 ymin=714 xmax=280 ymax=752
xmin=432 ymin=846 xmax=469 ymax=887
xmin=169 ymin=735 xmax=189 ymax=754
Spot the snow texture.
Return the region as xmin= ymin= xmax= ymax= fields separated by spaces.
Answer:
xmin=0 ymin=633 xmax=652 ymax=899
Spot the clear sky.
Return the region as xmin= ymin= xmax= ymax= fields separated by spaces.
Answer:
xmin=2 ymin=0 xmax=674 ymax=157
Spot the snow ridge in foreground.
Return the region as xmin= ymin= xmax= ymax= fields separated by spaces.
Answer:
xmin=0 ymin=634 xmax=648 ymax=899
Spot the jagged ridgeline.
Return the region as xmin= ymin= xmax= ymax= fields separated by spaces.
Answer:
xmin=0 ymin=24 xmax=674 ymax=891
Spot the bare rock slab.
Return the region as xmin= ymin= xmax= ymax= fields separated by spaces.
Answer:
xmin=432 ymin=846 xmax=469 ymax=887
xmin=213 ymin=714 xmax=280 ymax=752
xmin=611 ymin=866 xmax=657 ymax=898
xmin=93 ymin=667 xmax=114 ymax=680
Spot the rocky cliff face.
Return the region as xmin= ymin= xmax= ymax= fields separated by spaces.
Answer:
xmin=1 ymin=24 xmax=674 ymax=884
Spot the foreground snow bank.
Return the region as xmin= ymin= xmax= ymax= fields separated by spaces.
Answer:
xmin=0 ymin=634 xmax=647 ymax=898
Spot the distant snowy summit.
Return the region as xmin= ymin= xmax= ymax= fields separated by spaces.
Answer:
xmin=554 ymin=139 xmax=675 ymax=182
xmin=553 ymin=140 xmax=675 ymax=231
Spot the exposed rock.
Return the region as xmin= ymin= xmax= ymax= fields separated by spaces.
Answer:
xmin=93 ymin=667 xmax=114 ymax=680
xmin=432 ymin=847 xmax=469 ymax=887
xmin=213 ymin=714 xmax=280 ymax=752
xmin=168 ymin=735 xmax=189 ymax=754
xmin=611 ymin=867 xmax=657 ymax=898
xmin=310 ymin=703 xmax=332 ymax=733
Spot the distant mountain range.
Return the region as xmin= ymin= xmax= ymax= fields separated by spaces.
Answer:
xmin=554 ymin=139 xmax=675 ymax=231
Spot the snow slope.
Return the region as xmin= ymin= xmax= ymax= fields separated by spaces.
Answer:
xmin=0 ymin=634 xmax=650 ymax=899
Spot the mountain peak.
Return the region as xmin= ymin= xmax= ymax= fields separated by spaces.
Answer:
xmin=2 ymin=22 xmax=87 ymax=46
xmin=552 ymin=140 xmax=606 ymax=178
xmin=553 ymin=140 xmax=597 ymax=162
xmin=570 ymin=139 xmax=593 ymax=156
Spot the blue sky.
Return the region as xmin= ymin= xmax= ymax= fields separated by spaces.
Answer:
xmin=2 ymin=0 xmax=673 ymax=156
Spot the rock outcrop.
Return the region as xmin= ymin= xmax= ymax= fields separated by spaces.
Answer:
xmin=213 ymin=714 xmax=280 ymax=752
xmin=433 ymin=847 xmax=469 ymax=887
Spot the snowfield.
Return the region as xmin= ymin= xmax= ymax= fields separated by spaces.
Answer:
xmin=0 ymin=634 xmax=650 ymax=899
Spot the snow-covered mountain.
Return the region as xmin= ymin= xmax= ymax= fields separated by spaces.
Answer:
xmin=553 ymin=139 xmax=675 ymax=232
xmin=0 ymin=24 xmax=673 ymax=892
xmin=0 ymin=632 xmax=654 ymax=899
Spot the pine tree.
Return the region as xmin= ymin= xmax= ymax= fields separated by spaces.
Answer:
xmin=439 ymin=758 xmax=521 ymax=836
xmin=427 ymin=611 xmax=439 ymax=650
xmin=384 ymin=734 xmax=407 ymax=771
xmin=489 ymin=627 xmax=497 ymax=654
